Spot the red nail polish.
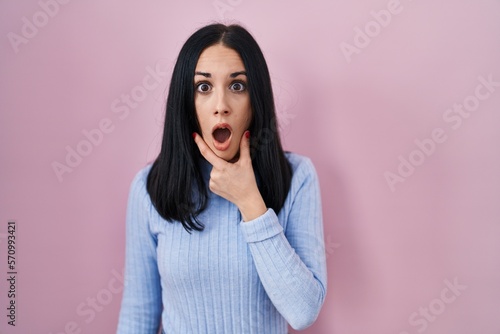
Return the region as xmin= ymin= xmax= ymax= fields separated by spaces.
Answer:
xmin=245 ymin=131 xmax=250 ymax=138
xmin=192 ymin=132 xmax=196 ymax=139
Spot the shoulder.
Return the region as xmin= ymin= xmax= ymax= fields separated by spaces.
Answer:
xmin=280 ymin=152 xmax=321 ymax=222
xmin=283 ymin=152 xmax=320 ymax=198
xmin=132 ymin=163 xmax=153 ymax=185
xmin=128 ymin=164 xmax=153 ymax=204
xmin=285 ymin=152 xmax=318 ymax=180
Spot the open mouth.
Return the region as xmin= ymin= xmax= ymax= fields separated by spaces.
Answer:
xmin=212 ymin=123 xmax=232 ymax=151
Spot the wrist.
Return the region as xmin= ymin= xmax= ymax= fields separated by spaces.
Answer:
xmin=238 ymin=193 xmax=267 ymax=222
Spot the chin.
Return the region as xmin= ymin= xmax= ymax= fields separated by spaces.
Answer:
xmin=212 ymin=144 xmax=239 ymax=162
xmin=217 ymin=150 xmax=238 ymax=162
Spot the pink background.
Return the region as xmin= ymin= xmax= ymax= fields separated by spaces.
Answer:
xmin=1 ymin=1 xmax=500 ymax=333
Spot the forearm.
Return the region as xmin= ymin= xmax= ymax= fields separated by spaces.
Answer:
xmin=240 ymin=209 xmax=327 ymax=330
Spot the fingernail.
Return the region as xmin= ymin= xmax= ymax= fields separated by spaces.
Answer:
xmin=192 ymin=132 xmax=196 ymax=139
xmin=245 ymin=131 xmax=250 ymax=139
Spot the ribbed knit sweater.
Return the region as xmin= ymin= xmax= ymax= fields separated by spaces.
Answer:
xmin=116 ymin=152 xmax=327 ymax=334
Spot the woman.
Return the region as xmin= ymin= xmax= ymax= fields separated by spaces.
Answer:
xmin=117 ymin=23 xmax=327 ymax=333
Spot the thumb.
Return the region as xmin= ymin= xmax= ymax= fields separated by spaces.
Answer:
xmin=238 ymin=130 xmax=251 ymax=163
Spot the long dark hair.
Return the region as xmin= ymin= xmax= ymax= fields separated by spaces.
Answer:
xmin=147 ymin=23 xmax=292 ymax=232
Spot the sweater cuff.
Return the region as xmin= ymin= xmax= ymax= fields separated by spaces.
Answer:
xmin=240 ymin=208 xmax=283 ymax=243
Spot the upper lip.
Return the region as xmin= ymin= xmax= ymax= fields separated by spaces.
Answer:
xmin=211 ymin=123 xmax=233 ymax=134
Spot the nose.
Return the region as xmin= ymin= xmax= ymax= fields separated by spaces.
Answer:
xmin=214 ymin=90 xmax=230 ymax=116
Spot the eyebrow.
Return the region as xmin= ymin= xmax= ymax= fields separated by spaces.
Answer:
xmin=230 ymin=71 xmax=247 ymax=78
xmin=194 ymin=71 xmax=247 ymax=78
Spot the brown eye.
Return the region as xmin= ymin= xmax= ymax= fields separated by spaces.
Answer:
xmin=230 ymin=82 xmax=246 ymax=92
xmin=196 ymin=83 xmax=211 ymax=93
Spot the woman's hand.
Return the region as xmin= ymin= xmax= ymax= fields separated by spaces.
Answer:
xmin=193 ymin=131 xmax=267 ymax=221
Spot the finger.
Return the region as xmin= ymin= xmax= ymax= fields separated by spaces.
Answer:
xmin=238 ymin=130 xmax=251 ymax=164
xmin=192 ymin=132 xmax=226 ymax=169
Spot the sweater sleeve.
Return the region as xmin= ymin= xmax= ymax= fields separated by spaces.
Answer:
xmin=239 ymin=157 xmax=327 ymax=330
xmin=117 ymin=169 xmax=162 ymax=334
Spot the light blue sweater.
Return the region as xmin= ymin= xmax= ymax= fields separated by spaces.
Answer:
xmin=117 ymin=152 xmax=327 ymax=334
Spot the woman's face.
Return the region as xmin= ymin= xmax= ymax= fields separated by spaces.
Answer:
xmin=194 ymin=44 xmax=252 ymax=162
